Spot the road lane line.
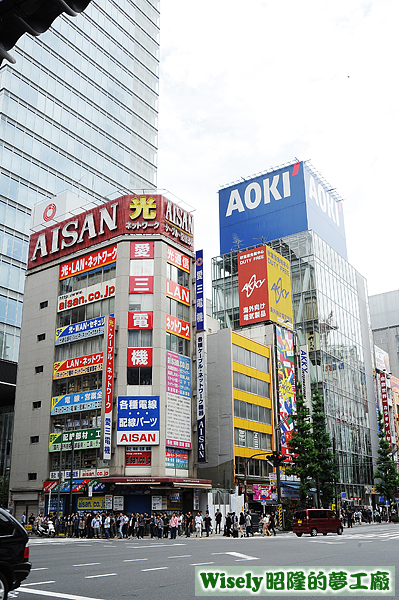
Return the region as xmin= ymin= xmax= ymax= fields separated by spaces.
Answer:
xmin=141 ymin=567 xmax=169 ymax=572
xmin=17 ymin=589 xmax=108 ymax=600
xmin=168 ymin=555 xmax=192 ymax=559
xmin=31 ymin=568 xmax=49 ymax=571
xmin=212 ymin=551 xmax=259 ymax=561
xmin=190 ymin=562 xmax=215 ymax=566
xmin=73 ymin=563 xmax=100 ymax=567
xmin=84 ymin=574 xmax=117 ymax=579
xmin=21 ymin=582 xmax=55 ymax=586
xmin=123 ymin=558 xmax=148 ymax=562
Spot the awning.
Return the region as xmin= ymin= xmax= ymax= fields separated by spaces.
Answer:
xmin=99 ymin=476 xmax=212 ymax=489
xmin=43 ymin=479 xmax=106 ymax=493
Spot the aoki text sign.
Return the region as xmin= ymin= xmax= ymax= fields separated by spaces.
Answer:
xmin=117 ymin=396 xmax=159 ymax=445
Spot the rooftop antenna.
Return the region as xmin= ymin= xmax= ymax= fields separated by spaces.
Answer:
xmin=232 ymin=233 xmax=243 ymax=251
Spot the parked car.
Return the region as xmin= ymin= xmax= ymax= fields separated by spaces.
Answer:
xmin=293 ymin=508 xmax=343 ymax=537
xmin=0 ymin=508 xmax=31 ymax=599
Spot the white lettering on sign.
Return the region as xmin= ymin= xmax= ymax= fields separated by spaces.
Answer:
xmin=308 ymin=176 xmax=340 ymax=226
xmin=165 ymin=201 xmax=194 ymax=235
xmin=226 ymin=171 xmax=292 ymax=217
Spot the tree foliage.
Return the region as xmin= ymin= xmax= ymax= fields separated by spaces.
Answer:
xmin=311 ymin=382 xmax=337 ymax=507
xmin=374 ymin=410 xmax=399 ymax=506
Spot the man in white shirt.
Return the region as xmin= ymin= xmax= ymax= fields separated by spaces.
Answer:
xmin=195 ymin=512 xmax=203 ymax=537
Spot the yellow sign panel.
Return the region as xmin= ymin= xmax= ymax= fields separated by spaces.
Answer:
xmin=266 ymin=246 xmax=293 ymax=329
xmin=77 ymin=496 xmax=105 ymax=513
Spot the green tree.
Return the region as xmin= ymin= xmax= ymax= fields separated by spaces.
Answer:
xmin=374 ymin=410 xmax=399 ymax=507
xmin=311 ymin=382 xmax=337 ymax=507
xmin=285 ymin=384 xmax=316 ymax=506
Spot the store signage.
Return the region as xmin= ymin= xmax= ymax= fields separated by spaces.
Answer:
xmin=380 ymin=372 xmax=392 ymax=448
xmin=127 ymin=348 xmax=153 ymax=367
xmin=237 ymin=244 xmax=293 ymax=328
xmin=28 ymin=195 xmax=194 ymax=270
xmin=125 ymin=449 xmax=152 ymax=466
xmin=195 ymin=250 xmax=205 ymax=332
xmin=166 ymin=351 xmax=191 ymax=449
xmin=58 ymin=280 xmax=115 ymax=312
xmin=129 ymin=276 xmax=154 ymax=293
xmin=49 ymin=428 xmax=101 ymax=452
xmin=59 ymin=245 xmax=117 ymax=280
xmin=130 ymin=241 xmax=154 ymax=259
xmin=55 ymin=315 xmax=108 ymax=345
xmin=103 ymin=316 xmax=115 ymax=461
xmin=299 ymin=345 xmax=311 ymax=410
xmin=166 ymin=449 xmax=189 ymax=469
xmin=166 ymin=245 xmax=190 ymax=273
xmin=53 ymin=352 xmax=103 ymax=379
xmin=128 ymin=311 xmax=153 ymax=329
xmin=116 ymin=395 xmax=159 ymax=445
xmin=166 ymin=314 xmax=190 ymax=340
xmin=166 ymin=279 xmax=190 ymax=305
xmin=276 ymin=325 xmax=296 ymax=457
xmin=51 ymin=389 xmax=102 ymax=415
xmin=77 ymin=496 xmax=106 ymax=513
xmin=196 ymin=333 xmax=206 ymax=462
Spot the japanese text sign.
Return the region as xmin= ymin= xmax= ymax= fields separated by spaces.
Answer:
xmin=117 ymin=396 xmax=159 ymax=445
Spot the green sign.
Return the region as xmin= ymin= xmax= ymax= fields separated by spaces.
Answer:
xmin=49 ymin=428 xmax=101 ymax=452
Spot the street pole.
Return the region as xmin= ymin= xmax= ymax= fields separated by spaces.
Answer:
xmin=69 ymin=438 xmax=75 ymax=514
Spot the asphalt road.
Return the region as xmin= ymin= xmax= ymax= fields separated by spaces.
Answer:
xmin=11 ymin=523 xmax=399 ymax=600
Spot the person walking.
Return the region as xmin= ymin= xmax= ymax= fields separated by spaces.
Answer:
xmin=195 ymin=512 xmax=203 ymax=537
xmin=239 ymin=512 xmax=246 ymax=538
xmin=225 ymin=513 xmax=232 ymax=537
xmin=269 ymin=512 xmax=277 ymax=536
xmin=347 ymin=508 xmax=353 ymax=528
xmin=204 ymin=511 xmax=212 ymax=537
xmin=262 ymin=513 xmax=270 ymax=537
xmin=215 ymin=509 xmax=222 ymax=534
xmin=245 ymin=512 xmax=253 ymax=537
xmin=21 ymin=512 xmax=27 ymax=528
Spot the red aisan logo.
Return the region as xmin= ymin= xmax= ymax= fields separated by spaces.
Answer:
xmin=43 ymin=203 xmax=57 ymax=222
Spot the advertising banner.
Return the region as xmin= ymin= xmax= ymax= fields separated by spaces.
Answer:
xmin=55 ymin=315 xmax=108 ymax=346
xmin=379 ymin=372 xmax=392 ymax=448
xmin=166 ymin=448 xmax=189 ymax=469
xmin=103 ymin=315 xmax=115 ymax=461
xmin=166 ymin=245 xmax=191 ymax=273
xmin=195 ymin=250 xmax=205 ymax=332
xmin=129 ymin=276 xmax=154 ymax=294
xmin=252 ymin=484 xmax=277 ymax=502
xmin=196 ymin=333 xmax=206 ymax=462
xmin=125 ymin=449 xmax=152 ymax=466
xmin=299 ymin=345 xmax=311 ymax=411
xmin=166 ymin=279 xmax=190 ymax=305
xmin=49 ymin=428 xmax=101 ymax=452
xmin=238 ymin=245 xmax=293 ymax=329
xmin=77 ymin=496 xmax=106 ymax=514
xmin=276 ymin=325 xmax=296 ymax=457
xmin=53 ymin=353 xmax=103 ymax=379
xmin=166 ymin=315 xmax=190 ymax=340
xmin=127 ymin=348 xmax=153 ymax=367
xmin=117 ymin=396 xmax=159 ymax=445
xmin=51 ymin=389 xmax=102 ymax=415
xmin=128 ymin=311 xmax=153 ymax=330
xmin=59 ymin=245 xmax=117 ymax=280
xmin=29 ymin=194 xmax=194 ymax=270
xmin=166 ymin=351 xmax=191 ymax=450
xmin=58 ymin=280 xmax=115 ymax=312
xmin=130 ymin=241 xmax=154 ymax=259
xmin=375 ymin=345 xmax=390 ymax=373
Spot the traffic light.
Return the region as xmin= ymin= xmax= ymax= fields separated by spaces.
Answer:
xmin=272 ymin=451 xmax=286 ymax=467
xmin=0 ymin=0 xmax=92 ymax=65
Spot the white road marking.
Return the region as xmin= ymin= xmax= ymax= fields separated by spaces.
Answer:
xmin=141 ymin=567 xmax=169 ymax=572
xmin=190 ymin=562 xmax=215 ymax=566
xmin=73 ymin=563 xmax=100 ymax=567
xmin=17 ymin=588 xmax=108 ymax=600
xmin=21 ymin=582 xmax=55 ymax=586
xmin=309 ymin=541 xmax=345 ymax=544
xmin=84 ymin=574 xmax=117 ymax=579
xmin=168 ymin=555 xmax=192 ymax=559
xmin=123 ymin=558 xmax=148 ymax=562
xmin=171 ymin=543 xmax=187 ymax=546
xmin=212 ymin=551 xmax=259 ymax=561
xmin=31 ymin=568 xmax=49 ymax=571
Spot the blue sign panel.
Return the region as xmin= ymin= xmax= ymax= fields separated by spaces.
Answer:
xmin=117 ymin=396 xmax=160 ymax=445
xmin=179 ymin=355 xmax=191 ymax=398
xmin=195 ymin=250 xmax=205 ymax=331
xmin=219 ymin=161 xmax=347 ymax=259
xmin=55 ymin=315 xmax=113 ymax=345
xmin=51 ymin=389 xmax=102 ymax=415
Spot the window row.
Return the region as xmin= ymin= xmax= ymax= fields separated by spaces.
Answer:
xmin=234 ymin=399 xmax=271 ymax=425
xmin=54 ymin=335 xmax=103 ymax=361
xmin=59 ymin=263 xmax=116 ymax=295
xmin=52 ymin=410 xmax=101 ymax=433
xmin=166 ymin=297 xmax=190 ymax=322
xmin=232 ymin=343 xmax=269 ymax=373
xmin=0 ymin=199 xmax=31 ymax=236
xmin=234 ymin=428 xmax=272 ymax=451
xmin=0 ymin=294 xmax=23 ymax=327
xmin=166 ymin=262 xmax=190 ymax=288
xmin=233 ymin=370 xmax=270 ymax=398
xmin=0 ymin=229 xmax=29 ymax=264
xmin=51 ymin=448 xmax=98 ymax=470
xmin=129 ymin=293 xmax=153 ymax=312
xmin=127 ymin=366 xmax=152 ymax=385
xmin=235 ymin=456 xmax=271 ymax=478
xmin=166 ymin=332 xmax=190 ymax=358
xmin=57 ymin=297 xmax=115 ymax=328
xmin=0 ymin=168 xmax=49 ymax=209
xmin=0 ymin=326 xmax=20 ymax=362
xmin=128 ymin=329 xmax=152 ymax=348
xmin=0 ymin=260 xmax=25 ymax=293
xmin=53 ymin=371 xmax=103 ymax=397
xmin=130 ymin=258 xmax=154 ymax=276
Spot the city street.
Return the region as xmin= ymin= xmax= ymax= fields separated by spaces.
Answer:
xmin=11 ymin=523 xmax=399 ymax=600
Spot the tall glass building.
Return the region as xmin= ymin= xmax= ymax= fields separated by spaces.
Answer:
xmin=0 ymin=0 xmax=159 ymax=486
xmin=212 ymin=231 xmax=378 ymax=501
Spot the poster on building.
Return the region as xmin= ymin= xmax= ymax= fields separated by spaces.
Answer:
xmin=195 ymin=249 xmax=205 ymax=332
xmin=196 ymin=333 xmax=206 ymax=462
xmin=116 ymin=396 xmax=159 ymax=445
xmin=166 ymin=448 xmax=189 ymax=469
xmin=276 ymin=325 xmax=296 ymax=457
xmin=379 ymin=372 xmax=392 ymax=448
xmin=57 ymin=280 xmax=116 ymax=312
xmin=102 ymin=315 xmax=115 ymax=461
xmin=253 ymin=484 xmax=277 ymax=502
xmin=237 ymin=245 xmax=293 ymax=329
xmin=166 ymin=351 xmax=192 ymax=449
xmin=59 ymin=245 xmax=117 ymax=280
xmin=299 ymin=345 xmax=311 ymax=411
xmin=51 ymin=389 xmax=102 ymax=415
xmin=55 ymin=315 xmax=109 ymax=345
xmin=49 ymin=428 xmax=101 ymax=452
xmin=375 ymin=345 xmax=390 ymax=374
xmin=53 ymin=353 xmax=103 ymax=379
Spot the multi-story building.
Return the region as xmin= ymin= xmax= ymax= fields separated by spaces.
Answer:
xmin=211 ymin=160 xmax=379 ymax=505
xmin=0 ymin=0 xmax=160 ymax=487
xmin=369 ymin=290 xmax=399 ymax=379
xmin=9 ymin=193 xmax=212 ymax=518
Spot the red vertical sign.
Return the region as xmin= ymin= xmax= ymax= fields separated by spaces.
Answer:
xmin=380 ymin=372 xmax=392 ymax=449
xmin=237 ymin=246 xmax=269 ymax=326
xmin=103 ymin=316 xmax=115 ymax=460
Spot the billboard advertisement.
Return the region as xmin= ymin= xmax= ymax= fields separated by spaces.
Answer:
xmin=116 ymin=396 xmax=159 ymax=445
xmin=59 ymin=245 xmax=117 ymax=280
xmin=29 ymin=194 xmax=194 ymax=270
xmin=299 ymin=345 xmax=311 ymax=411
xmin=374 ymin=345 xmax=390 ymax=373
xmin=167 ymin=246 xmax=191 ymax=273
xmin=379 ymin=372 xmax=392 ymax=448
xmin=51 ymin=389 xmax=102 ymax=415
xmin=131 ymin=241 xmax=154 ymax=259
xmin=237 ymin=245 xmax=293 ymax=329
xmin=195 ymin=250 xmax=205 ymax=332
xmin=127 ymin=348 xmax=153 ymax=367
xmin=219 ymin=161 xmax=347 ymax=260
xmin=55 ymin=315 xmax=108 ymax=345
xmin=166 ymin=351 xmax=191 ymax=449
xmin=166 ymin=315 xmax=190 ymax=340
xmin=57 ymin=280 xmax=115 ymax=312
xmin=128 ymin=311 xmax=153 ymax=329
xmin=196 ymin=333 xmax=206 ymax=462
xmin=53 ymin=352 xmax=103 ymax=379
xmin=49 ymin=428 xmax=101 ymax=452
xmin=102 ymin=316 xmax=115 ymax=461
xmin=276 ymin=325 xmax=296 ymax=457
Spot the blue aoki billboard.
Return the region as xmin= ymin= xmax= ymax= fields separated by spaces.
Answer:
xmin=219 ymin=161 xmax=347 ymax=260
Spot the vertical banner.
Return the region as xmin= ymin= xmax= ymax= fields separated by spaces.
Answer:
xmin=195 ymin=250 xmax=205 ymax=332
xmin=103 ymin=315 xmax=115 ymax=460
xmin=299 ymin=345 xmax=311 ymax=411
xmin=276 ymin=325 xmax=296 ymax=456
xmin=196 ymin=333 xmax=206 ymax=462
xmin=379 ymin=372 xmax=392 ymax=449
